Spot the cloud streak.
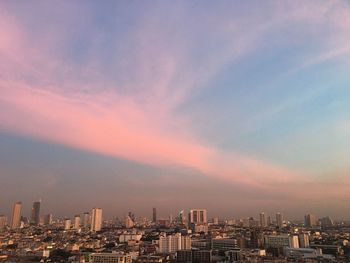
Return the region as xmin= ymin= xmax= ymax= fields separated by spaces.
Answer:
xmin=1 ymin=0 xmax=350 ymax=202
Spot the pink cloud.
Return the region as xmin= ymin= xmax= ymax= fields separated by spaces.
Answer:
xmin=1 ymin=0 xmax=350 ymax=201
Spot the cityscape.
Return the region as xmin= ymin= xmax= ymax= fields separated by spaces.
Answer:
xmin=1 ymin=200 xmax=350 ymax=262
xmin=1 ymin=0 xmax=350 ymax=262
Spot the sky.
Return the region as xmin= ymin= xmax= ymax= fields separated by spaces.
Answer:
xmin=0 ymin=0 xmax=350 ymax=220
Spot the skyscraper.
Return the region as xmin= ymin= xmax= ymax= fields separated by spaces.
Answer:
xmin=0 ymin=215 xmax=7 ymax=230
xmin=11 ymin=201 xmax=22 ymax=229
xmin=188 ymin=209 xmax=208 ymax=233
xmin=82 ymin=212 xmax=90 ymax=228
xmin=91 ymin=208 xmax=102 ymax=232
xmin=188 ymin=209 xmax=207 ymax=224
xmin=74 ymin=215 xmax=81 ymax=230
xmin=31 ymin=201 xmax=41 ymax=226
xmin=304 ymin=214 xmax=318 ymax=227
xmin=259 ymin=212 xmax=267 ymax=227
xmin=64 ymin=218 xmax=71 ymax=230
xmin=152 ymin=207 xmax=157 ymax=223
xmin=44 ymin=214 xmax=53 ymax=225
xmin=276 ymin=212 xmax=283 ymax=228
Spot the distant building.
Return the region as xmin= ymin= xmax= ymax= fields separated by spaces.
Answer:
xmin=188 ymin=209 xmax=207 ymax=224
xmin=82 ymin=212 xmax=90 ymax=228
xmin=276 ymin=212 xmax=283 ymax=228
xmin=89 ymin=253 xmax=131 ymax=263
xmin=158 ymin=233 xmax=191 ymax=253
xmin=299 ymin=233 xmax=310 ymax=248
xmin=152 ymin=208 xmax=157 ymax=223
xmin=320 ymin=216 xmax=333 ymax=227
xmin=44 ymin=214 xmax=53 ymax=225
xmin=177 ymin=249 xmax=212 ymax=263
xmin=212 ymin=238 xmax=237 ymax=252
xmin=74 ymin=215 xmax=80 ymax=230
xmin=125 ymin=215 xmax=134 ymax=228
xmin=30 ymin=201 xmax=41 ymax=226
xmin=64 ymin=218 xmax=71 ymax=230
xmin=259 ymin=212 xmax=267 ymax=227
xmin=188 ymin=209 xmax=208 ymax=233
xmin=265 ymin=234 xmax=299 ymax=249
xmin=91 ymin=208 xmax=102 ymax=232
xmin=11 ymin=201 xmax=22 ymax=229
xmin=0 ymin=215 xmax=7 ymax=230
xmin=304 ymin=214 xmax=318 ymax=227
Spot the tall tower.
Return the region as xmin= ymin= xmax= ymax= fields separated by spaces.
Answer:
xmin=74 ymin=215 xmax=81 ymax=230
xmin=276 ymin=212 xmax=283 ymax=228
xmin=31 ymin=201 xmax=41 ymax=226
xmin=152 ymin=208 xmax=157 ymax=223
xmin=188 ymin=209 xmax=207 ymax=224
xmin=91 ymin=208 xmax=102 ymax=232
xmin=259 ymin=212 xmax=267 ymax=227
xmin=82 ymin=212 xmax=90 ymax=228
xmin=11 ymin=201 xmax=22 ymax=229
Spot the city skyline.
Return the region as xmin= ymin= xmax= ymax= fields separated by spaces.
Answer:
xmin=1 ymin=1 xmax=350 ymax=218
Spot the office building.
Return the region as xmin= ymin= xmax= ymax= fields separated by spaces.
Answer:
xmin=299 ymin=233 xmax=310 ymax=248
xmin=212 ymin=238 xmax=237 ymax=252
xmin=31 ymin=201 xmax=41 ymax=226
xmin=0 ymin=215 xmax=7 ymax=230
xmin=152 ymin=208 xmax=157 ymax=223
xmin=264 ymin=234 xmax=299 ymax=249
xmin=64 ymin=219 xmax=71 ymax=230
xmin=158 ymin=233 xmax=191 ymax=253
xmin=276 ymin=212 xmax=283 ymax=228
xmin=44 ymin=214 xmax=53 ymax=225
xmin=188 ymin=209 xmax=207 ymax=224
xmin=91 ymin=208 xmax=102 ymax=232
xmin=74 ymin=215 xmax=81 ymax=230
xmin=11 ymin=201 xmax=22 ymax=229
xmin=304 ymin=214 xmax=318 ymax=227
xmin=259 ymin=212 xmax=267 ymax=227
xmin=82 ymin=212 xmax=90 ymax=228
xmin=89 ymin=253 xmax=131 ymax=263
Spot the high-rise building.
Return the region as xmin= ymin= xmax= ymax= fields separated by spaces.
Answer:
xmin=304 ymin=214 xmax=318 ymax=227
xmin=259 ymin=212 xmax=267 ymax=227
xmin=158 ymin=233 xmax=191 ymax=253
xmin=31 ymin=201 xmax=41 ymax=226
xmin=82 ymin=212 xmax=90 ymax=228
xmin=188 ymin=209 xmax=207 ymax=224
xmin=91 ymin=208 xmax=102 ymax=232
xmin=267 ymin=216 xmax=271 ymax=226
xmin=44 ymin=214 xmax=53 ymax=225
xmin=74 ymin=215 xmax=81 ymax=230
xmin=299 ymin=233 xmax=310 ymax=248
xmin=125 ymin=215 xmax=134 ymax=228
xmin=276 ymin=212 xmax=283 ymax=228
xmin=0 ymin=215 xmax=7 ymax=230
xmin=188 ymin=209 xmax=208 ymax=233
xmin=152 ymin=208 xmax=157 ymax=223
xmin=64 ymin=218 xmax=71 ymax=230
xmin=319 ymin=216 xmax=333 ymax=227
xmin=11 ymin=201 xmax=22 ymax=229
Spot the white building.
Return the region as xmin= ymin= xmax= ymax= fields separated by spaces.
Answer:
xmin=158 ymin=233 xmax=191 ymax=253
xmin=74 ymin=215 xmax=81 ymax=230
xmin=64 ymin=219 xmax=71 ymax=230
xmin=91 ymin=208 xmax=103 ymax=232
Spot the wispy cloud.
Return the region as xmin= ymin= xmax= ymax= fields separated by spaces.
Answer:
xmin=1 ymin=0 xmax=350 ymax=201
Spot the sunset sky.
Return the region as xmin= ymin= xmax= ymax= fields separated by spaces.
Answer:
xmin=1 ymin=0 xmax=350 ymax=219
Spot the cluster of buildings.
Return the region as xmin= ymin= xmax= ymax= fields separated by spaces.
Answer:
xmin=0 ymin=202 xmax=350 ymax=262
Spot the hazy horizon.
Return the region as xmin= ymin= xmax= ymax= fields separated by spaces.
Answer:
xmin=1 ymin=1 xmax=350 ymax=219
